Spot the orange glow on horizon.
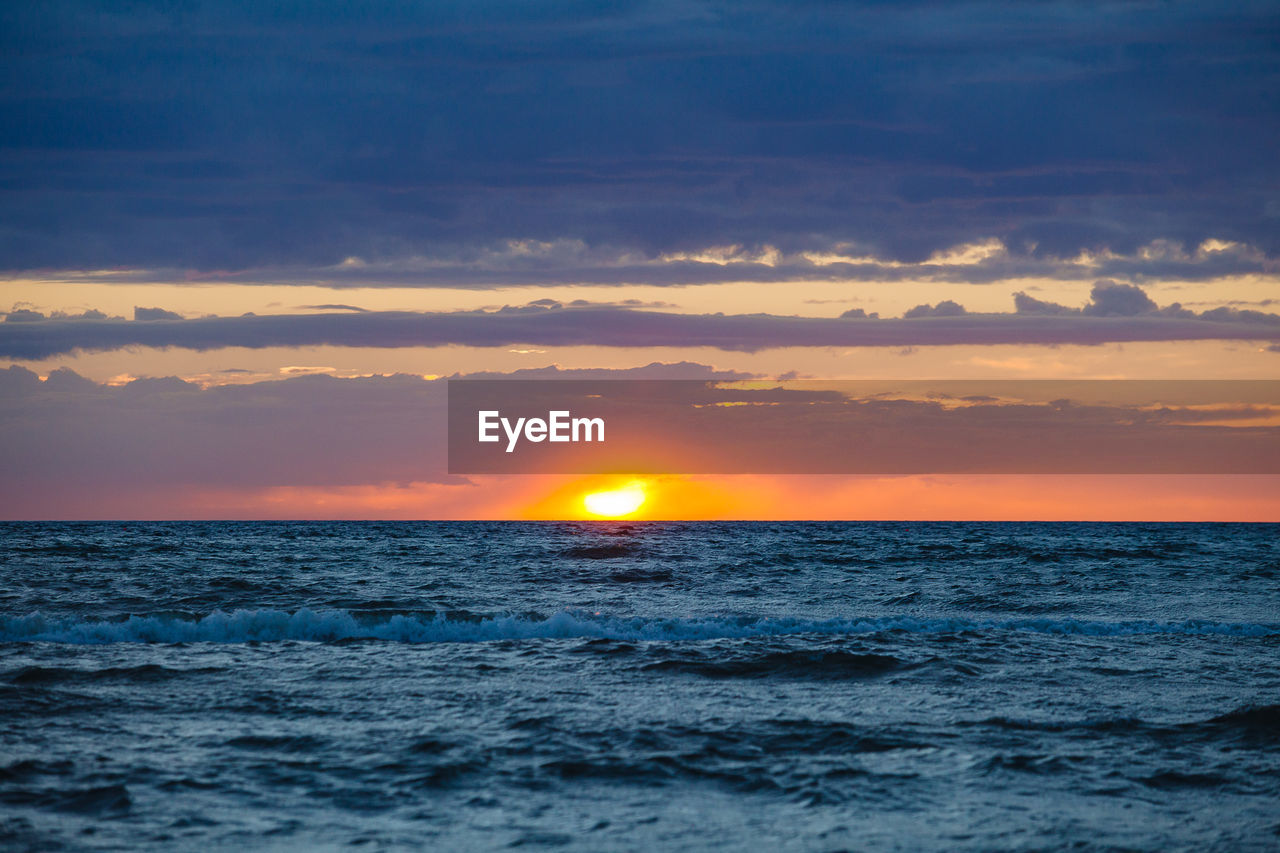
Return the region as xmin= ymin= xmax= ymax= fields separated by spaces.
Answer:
xmin=7 ymin=475 xmax=1279 ymax=521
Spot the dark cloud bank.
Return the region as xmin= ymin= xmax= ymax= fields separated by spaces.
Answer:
xmin=2 ymin=366 xmax=1275 ymax=517
xmin=449 ymin=379 xmax=1280 ymax=474
xmin=0 ymin=361 xmax=746 ymax=511
xmin=1 ymin=1 xmax=1278 ymax=276
xmin=2 ymin=284 xmax=1277 ymax=358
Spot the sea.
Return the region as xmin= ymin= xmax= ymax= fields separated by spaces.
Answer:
xmin=1 ymin=521 xmax=1277 ymax=851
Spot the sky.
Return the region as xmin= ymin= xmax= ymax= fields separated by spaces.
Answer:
xmin=1 ymin=0 xmax=1278 ymax=519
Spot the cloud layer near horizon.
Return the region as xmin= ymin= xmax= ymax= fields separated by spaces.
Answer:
xmin=0 ymin=362 xmax=753 ymax=507
xmin=2 ymin=282 xmax=1277 ymax=359
xmin=3 ymin=365 xmax=1276 ymax=518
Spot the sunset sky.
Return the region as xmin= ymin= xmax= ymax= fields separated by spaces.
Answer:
xmin=2 ymin=0 xmax=1278 ymax=519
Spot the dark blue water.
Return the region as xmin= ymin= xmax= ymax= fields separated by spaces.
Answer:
xmin=2 ymin=521 xmax=1278 ymax=851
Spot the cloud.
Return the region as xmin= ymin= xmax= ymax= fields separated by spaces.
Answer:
xmin=4 ymin=307 xmax=119 ymax=322
xmin=0 ymin=360 xmax=753 ymax=515
xmin=1014 ymin=291 xmax=1077 ymax=316
xmin=43 ymin=366 xmax=98 ymax=392
xmin=0 ymin=368 xmax=455 ymax=498
xmin=1 ymin=287 xmax=1276 ymax=358
xmin=566 ymin=298 xmax=677 ymax=309
xmin=1081 ymin=281 xmax=1159 ymax=317
xmin=0 ymin=2 xmax=1278 ymax=275
xmin=453 ymin=362 xmax=755 ymax=381
xmin=1016 ymin=280 xmax=1219 ymax=321
xmin=448 ymin=379 xmax=1280 ymax=475
xmin=4 ymin=367 xmax=1275 ymax=518
xmin=3 ymin=309 xmax=47 ymax=323
xmin=134 ymin=306 xmax=184 ymax=321
xmin=0 ymin=363 xmax=43 ymax=396
xmin=299 ymin=304 xmax=371 ymax=313
xmin=903 ymin=300 xmax=967 ymax=319
xmin=5 ymin=238 xmax=1274 ymax=289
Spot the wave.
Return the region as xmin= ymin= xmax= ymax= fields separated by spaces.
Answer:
xmin=1205 ymin=703 xmax=1280 ymax=732
xmin=0 ymin=783 xmax=131 ymax=815
xmin=1 ymin=609 xmax=1278 ymax=645
xmin=969 ymin=703 xmax=1280 ymax=742
xmin=559 ymin=543 xmax=642 ymax=559
xmin=642 ymin=650 xmax=907 ymax=679
xmin=5 ymin=663 xmax=219 ymax=685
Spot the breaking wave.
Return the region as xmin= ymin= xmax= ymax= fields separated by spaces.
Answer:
xmin=2 ymin=609 xmax=1277 ymax=645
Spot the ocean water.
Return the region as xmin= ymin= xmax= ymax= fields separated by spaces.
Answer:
xmin=1 ymin=521 xmax=1278 ymax=851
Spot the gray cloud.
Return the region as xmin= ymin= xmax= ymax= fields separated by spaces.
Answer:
xmin=903 ymin=300 xmax=967 ymax=319
xmin=0 ymin=360 xmax=752 ymax=516
xmin=0 ymin=1 xmax=1277 ymax=276
xmin=0 ymin=367 xmax=454 ymax=503
xmin=0 ymin=296 xmax=1277 ymax=360
xmin=1081 ymin=281 xmax=1160 ymax=317
xmin=5 ymin=238 xmax=1273 ymax=290
xmin=4 ymin=309 xmax=48 ymax=323
xmin=449 ymin=379 xmax=1280 ymax=475
xmin=134 ymin=306 xmax=184 ymax=321
xmin=4 ymin=367 xmax=1275 ymax=518
xmin=1014 ymin=291 xmax=1078 ymax=316
xmin=1015 ymin=280 xmax=1280 ymax=325
xmin=4 ymin=307 xmax=119 ymax=322
xmin=452 ymin=362 xmax=753 ymax=381
xmin=299 ymin=304 xmax=371 ymax=313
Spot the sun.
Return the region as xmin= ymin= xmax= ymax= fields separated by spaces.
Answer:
xmin=583 ymin=481 xmax=647 ymax=518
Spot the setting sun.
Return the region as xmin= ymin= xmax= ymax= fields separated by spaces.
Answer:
xmin=582 ymin=482 xmax=647 ymax=518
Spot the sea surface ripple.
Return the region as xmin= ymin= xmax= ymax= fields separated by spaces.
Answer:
xmin=1 ymin=521 xmax=1277 ymax=850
